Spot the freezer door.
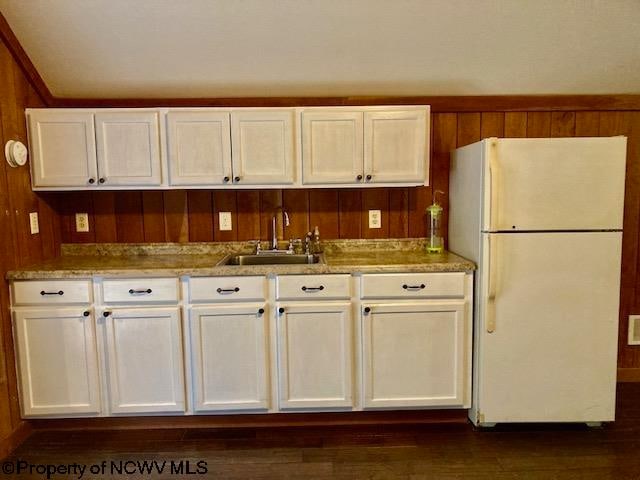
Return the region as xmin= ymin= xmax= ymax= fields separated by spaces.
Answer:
xmin=484 ymin=137 xmax=626 ymax=231
xmin=476 ymin=232 xmax=621 ymax=424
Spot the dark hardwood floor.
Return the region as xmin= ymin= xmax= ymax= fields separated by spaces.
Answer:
xmin=4 ymin=383 xmax=640 ymax=479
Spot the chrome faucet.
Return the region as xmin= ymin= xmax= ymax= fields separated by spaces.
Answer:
xmin=271 ymin=206 xmax=290 ymax=250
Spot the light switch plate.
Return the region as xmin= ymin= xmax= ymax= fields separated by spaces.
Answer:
xmin=29 ymin=212 xmax=39 ymax=234
xmin=75 ymin=213 xmax=89 ymax=232
xmin=368 ymin=210 xmax=381 ymax=229
xmin=219 ymin=212 xmax=232 ymax=231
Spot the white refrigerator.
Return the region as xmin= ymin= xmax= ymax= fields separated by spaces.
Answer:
xmin=449 ymin=136 xmax=627 ymax=426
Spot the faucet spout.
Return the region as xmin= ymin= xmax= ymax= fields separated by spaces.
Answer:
xmin=271 ymin=206 xmax=290 ymax=250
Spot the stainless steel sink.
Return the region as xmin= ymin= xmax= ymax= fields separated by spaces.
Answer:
xmin=218 ymin=253 xmax=324 ymax=266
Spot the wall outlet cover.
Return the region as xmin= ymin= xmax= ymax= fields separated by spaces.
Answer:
xmin=29 ymin=212 xmax=39 ymax=234
xmin=629 ymin=315 xmax=640 ymax=345
xmin=75 ymin=213 xmax=89 ymax=232
xmin=369 ymin=209 xmax=381 ymax=229
xmin=219 ymin=212 xmax=232 ymax=231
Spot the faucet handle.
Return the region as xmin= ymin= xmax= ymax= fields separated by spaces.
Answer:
xmin=288 ymin=238 xmax=302 ymax=253
xmin=248 ymin=240 xmax=262 ymax=254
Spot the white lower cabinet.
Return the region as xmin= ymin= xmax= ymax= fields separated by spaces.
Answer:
xmin=102 ymin=307 xmax=185 ymax=414
xmin=13 ymin=307 xmax=101 ymax=417
xmin=361 ymin=301 xmax=468 ymax=409
xmin=189 ymin=304 xmax=269 ymax=412
xmin=276 ymin=302 xmax=353 ymax=410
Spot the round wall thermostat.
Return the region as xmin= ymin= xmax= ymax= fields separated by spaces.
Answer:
xmin=5 ymin=140 xmax=28 ymax=167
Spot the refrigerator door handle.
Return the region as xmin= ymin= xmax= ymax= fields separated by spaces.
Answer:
xmin=488 ymin=140 xmax=498 ymax=232
xmin=487 ymin=235 xmax=497 ymax=333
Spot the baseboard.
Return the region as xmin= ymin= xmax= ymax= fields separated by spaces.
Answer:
xmin=30 ymin=409 xmax=467 ymax=431
xmin=0 ymin=421 xmax=32 ymax=460
xmin=618 ymin=368 xmax=640 ymax=382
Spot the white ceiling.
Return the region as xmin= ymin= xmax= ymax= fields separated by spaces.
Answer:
xmin=1 ymin=0 xmax=639 ymax=98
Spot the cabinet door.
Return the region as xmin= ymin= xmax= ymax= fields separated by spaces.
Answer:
xmin=166 ymin=111 xmax=232 ymax=186
xmin=13 ymin=308 xmax=101 ymax=416
xmin=95 ymin=111 xmax=162 ymax=186
xmin=364 ymin=109 xmax=428 ymax=184
xmin=28 ymin=111 xmax=98 ymax=188
xmin=189 ymin=304 xmax=269 ymax=412
xmin=277 ymin=302 xmax=353 ymax=409
xmin=362 ymin=301 xmax=466 ymax=409
xmin=104 ymin=307 xmax=185 ymax=414
xmin=230 ymin=110 xmax=295 ymax=185
xmin=302 ymin=111 xmax=363 ymax=184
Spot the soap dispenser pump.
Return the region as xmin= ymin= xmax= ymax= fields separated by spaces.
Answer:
xmin=426 ymin=190 xmax=444 ymax=254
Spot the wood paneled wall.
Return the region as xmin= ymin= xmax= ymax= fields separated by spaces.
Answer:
xmin=0 ymin=41 xmax=61 ymax=452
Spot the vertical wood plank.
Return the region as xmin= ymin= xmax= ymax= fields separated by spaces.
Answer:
xmin=338 ymin=190 xmax=362 ymax=238
xmin=187 ymin=191 xmax=213 ymax=242
xmin=550 ymin=112 xmax=576 ymax=137
xmin=504 ymin=112 xmax=527 ymax=137
xmin=361 ymin=188 xmax=389 ymax=239
xmin=575 ymin=112 xmax=600 ymax=136
xmin=92 ymin=192 xmax=118 ymax=243
xmin=389 ymin=188 xmax=409 ymax=238
xmin=213 ymin=191 xmax=238 ymax=242
xmin=431 ymin=113 xmax=457 ymax=247
xmin=36 ymin=193 xmax=61 ymax=258
xmin=407 ymin=187 xmax=430 ymax=238
xmin=456 ymin=113 xmax=481 ymax=147
xmin=259 ymin=190 xmax=283 ymax=245
xmin=480 ymin=112 xmax=505 ymax=139
xmin=163 ymin=191 xmax=189 ymax=243
xmin=309 ymin=190 xmax=339 ymax=239
xmin=115 ymin=192 xmax=144 ymax=243
xmin=236 ymin=191 xmax=259 ymax=241
xmin=142 ymin=192 xmax=166 ymax=242
xmin=283 ymin=189 xmax=310 ymax=240
xmin=526 ymin=112 xmax=551 ymax=137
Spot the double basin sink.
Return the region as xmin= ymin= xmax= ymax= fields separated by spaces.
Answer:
xmin=218 ymin=253 xmax=324 ymax=266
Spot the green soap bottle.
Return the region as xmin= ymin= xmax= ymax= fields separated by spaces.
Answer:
xmin=426 ymin=191 xmax=444 ymax=254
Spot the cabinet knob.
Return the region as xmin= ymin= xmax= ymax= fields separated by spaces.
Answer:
xmin=278 ymin=307 xmax=285 ymax=314
xmin=364 ymin=306 xmax=371 ymax=314
xmin=356 ymin=174 xmax=363 ymax=181
xmin=234 ymin=176 xmax=241 ymax=182
xmin=366 ymin=174 xmax=372 ymax=181
xmin=223 ymin=176 xmax=230 ymax=183
xmin=99 ymin=178 xmax=106 ymax=184
xmin=88 ymin=178 xmax=95 ymax=184
xmin=258 ymin=308 xmax=265 ymax=315
xmin=103 ymin=311 xmax=111 ymax=317
xmin=83 ymin=311 xmax=90 ymax=317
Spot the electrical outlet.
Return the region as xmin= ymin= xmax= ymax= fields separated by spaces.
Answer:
xmin=368 ymin=210 xmax=381 ymax=229
xmin=75 ymin=213 xmax=89 ymax=232
xmin=219 ymin=212 xmax=232 ymax=231
xmin=629 ymin=315 xmax=640 ymax=345
xmin=29 ymin=212 xmax=39 ymax=234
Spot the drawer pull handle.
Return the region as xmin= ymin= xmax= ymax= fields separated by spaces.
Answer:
xmin=301 ymin=285 xmax=324 ymax=292
xmin=217 ymin=287 xmax=240 ymax=294
xmin=364 ymin=306 xmax=371 ymax=314
xmin=258 ymin=308 xmax=265 ymax=315
xmin=83 ymin=311 xmax=90 ymax=317
xmin=129 ymin=288 xmax=152 ymax=295
xmin=40 ymin=290 xmax=64 ymax=296
xmin=103 ymin=311 xmax=111 ymax=317
xmin=403 ymin=284 xmax=426 ymax=290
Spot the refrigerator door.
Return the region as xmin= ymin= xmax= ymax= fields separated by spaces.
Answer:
xmin=475 ymin=231 xmax=621 ymax=424
xmin=483 ymin=137 xmax=626 ymax=232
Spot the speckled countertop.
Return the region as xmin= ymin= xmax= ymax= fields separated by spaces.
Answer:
xmin=6 ymin=239 xmax=475 ymax=280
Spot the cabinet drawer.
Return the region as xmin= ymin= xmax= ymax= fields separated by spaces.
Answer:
xmin=102 ymin=278 xmax=178 ymax=304
xmin=277 ymin=275 xmax=351 ymax=300
xmin=190 ymin=276 xmax=266 ymax=302
xmin=12 ymin=280 xmax=92 ymax=305
xmin=361 ymin=273 xmax=465 ymax=299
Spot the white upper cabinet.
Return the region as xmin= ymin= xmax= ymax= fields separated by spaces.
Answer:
xmin=302 ymin=106 xmax=429 ymax=186
xmin=95 ymin=111 xmax=162 ymax=186
xmin=230 ymin=110 xmax=295 ymax=185
xmin=364 ymin=109 xmax=427 ymax=183
xmin=166 ymin=111 xmax=232 ymax=186
xmin=302 ymin=111 xmax=363 ymax=184
xmin=28 ymin=111 xmax=98 ymax=188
